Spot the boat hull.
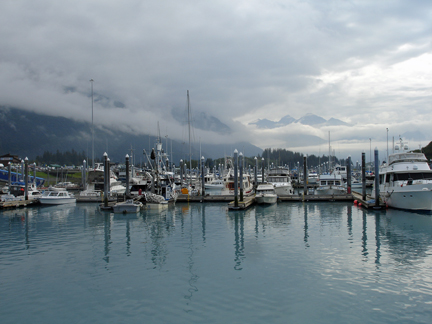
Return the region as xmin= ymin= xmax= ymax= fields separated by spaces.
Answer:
xmin=255 ymin=194 xmax=277 ymax=204
xmin=143 ymin=201 xmax=169 ymax=210
xmin=39 ymin=197 xmax=76 ymax=205
xmin=381 ymin=186 xmax=432 ymax=211
xmin=315 ymin=187 xmax=346 ymax=195
xmin=113 ymin=203 xmax=141 ymax=213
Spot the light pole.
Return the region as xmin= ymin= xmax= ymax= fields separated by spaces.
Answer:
xmin=369 ymin=138 xmax=372 ymax=172
xmin=90 ymin=79 xmax=94 ymax=169
xmin=386 ymin=128 xmax=389 ymax=163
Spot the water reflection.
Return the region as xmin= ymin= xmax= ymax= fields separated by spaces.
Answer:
xmin=362 ymin=210 xmax=368 ymax=260
xmin=304 ymin=205 xmax=309 ymax=247
xmin=2 ymin=202 xmax=432 ymax=275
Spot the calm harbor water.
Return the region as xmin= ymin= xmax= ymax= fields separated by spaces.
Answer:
xmin=1 ymin=201 xmax=432 ymax=323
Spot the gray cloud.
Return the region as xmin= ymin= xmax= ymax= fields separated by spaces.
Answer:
xmin=0 ymin=0 xmax=431 ymax=158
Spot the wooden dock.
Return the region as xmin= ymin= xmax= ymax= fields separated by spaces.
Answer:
xmin=0 ymin=199 xmax=39 ymax=209
xmin=228 ymin=197 xmax=255 ymax=210
xmin=351 ymin=191 xmax=386 ymax=209
xmin=278 ymin=193 xmax=353 ymax=202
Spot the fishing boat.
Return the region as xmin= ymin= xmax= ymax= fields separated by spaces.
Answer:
xmin=266 ymin=167 xmax=294 ymax=196
xmin=316 ymin=174 xmax=346 ymax=195
xmin=255 ymin=183 xmax=277 ymax=204
xmin=141 ymin=192 xmax=169 ymax=210
xmin=39 ymin=189 xmax=76 ymax=205
xmin=307 ymin=172 xmax=319 ymax=185
xmin=372 ymin=140 xmax=432 ymax=211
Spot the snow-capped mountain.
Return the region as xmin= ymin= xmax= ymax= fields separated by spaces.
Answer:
xmin=249 ymin=113 xmax=348 ymax=129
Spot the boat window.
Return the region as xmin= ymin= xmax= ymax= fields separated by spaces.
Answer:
xmin=385 ymin=173 xmax=390 ymax=183
xmin=335 ymin=181 xmax=341 ymax=185
xmin=394 ymin=173 xmax=411 ymax=181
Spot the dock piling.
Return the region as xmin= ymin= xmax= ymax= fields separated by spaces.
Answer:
xmin=374 ymin=148 xmax=380 ymax=207
xmin=234 ymin=149 xmax=238 ymax=207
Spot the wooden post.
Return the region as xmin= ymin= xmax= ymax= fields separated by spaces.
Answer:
xmin=201 ymin=156 xmax=205 ymax=197
xmin=234 ymin=149 xmax=238 ymax=207
xmin=180 ymin=159 xmax=183 ymax=188
xmin=347 ymin=156 xmax=352 ymax=194
xmin=125 ymin=154 xmax=130 ymax=196
xmin=374 ymin=148 xmax=379 ymax=207
xmin=24 ymin=157 xmax=29 ymax=200
xmin=254 ymin=157 xmax=258 ymax=192
xmin=8 ymin=162 xmax=11 ymax=191
xmin=239 ymin=152 xmax=244 ymax=202
xmin=103 ymin=152 xmax=108 ymax=207
xmin=303 ymin=156 xmax=307 ymax=195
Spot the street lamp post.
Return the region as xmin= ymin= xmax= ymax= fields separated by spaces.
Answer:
xmin=369 ymin=138 xmax=372 ymax=172
xmin=90 ymin=79 xmax=94 ymax=169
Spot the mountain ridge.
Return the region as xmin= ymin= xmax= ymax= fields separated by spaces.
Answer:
xmin=0 ymin=107 xmax=262 ymax=163
xmin=249 ymin=113 xmax=349 ymax=129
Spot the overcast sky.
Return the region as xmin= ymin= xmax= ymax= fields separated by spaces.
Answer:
xmin=1 ymin=0 xmax=431 ymax=161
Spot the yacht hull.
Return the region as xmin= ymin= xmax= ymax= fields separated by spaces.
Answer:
xmin=382 ymin=185 xmax=432 ymax=211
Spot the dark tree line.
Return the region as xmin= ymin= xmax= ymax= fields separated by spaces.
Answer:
xmin=35 ymin=149 xmax=88 ymax=166
xmin=208 ymin=148 xmax=340 ymax=170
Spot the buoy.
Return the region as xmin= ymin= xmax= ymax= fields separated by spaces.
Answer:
xmin=358 ymin=203 xmax=362 ymax=207
xmin=354 ymin=200 xmax=358 ymax=205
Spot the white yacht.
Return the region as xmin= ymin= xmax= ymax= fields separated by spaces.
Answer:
xmin=372 ymin=140 xmax=432 ymax=211
xmin=316 ymin=174 xmax=346 ymax=195
xmin=255 ymin=183 xmax=277 ymax=204
xmin=307 ymin=172 xmax=319 ymax=185
xmin=266 ymin=167 xmax=294 ymax=196
xmin=39 ymin=189 xmax=76 ymax=205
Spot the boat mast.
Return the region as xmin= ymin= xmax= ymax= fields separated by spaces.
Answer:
xmin=187 ymin=90 xmax=192 ymax=175
xmin=328 ymin=131 xmax=331 ymax=172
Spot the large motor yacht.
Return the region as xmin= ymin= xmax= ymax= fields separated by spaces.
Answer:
xmin=372 ymin=140 xmax=432 ymax=211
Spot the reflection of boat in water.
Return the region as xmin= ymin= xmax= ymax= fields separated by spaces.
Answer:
xmin=255 ymin=183 xmax=277 ymax=205
xmin=372 ymin=139 xmax=432 ymax=211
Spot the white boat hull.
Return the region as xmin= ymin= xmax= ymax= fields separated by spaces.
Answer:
xmin=272 ymin=183 xmax=294 ymax=196
xmin=316 ymin=187 xmax=346 ymax=195
xmin=255 ymin=194 xmax=277 ymax=204
xmin=39 ymin=197 xmax=76 ymax=205
xmin=113 ymin=202 xmax=142 ymax=213
xmin=381 ymin=185 xmax=432 ymax=211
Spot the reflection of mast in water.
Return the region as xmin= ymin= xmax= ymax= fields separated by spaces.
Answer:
xmin=24 ymin=209 xmax=30 ymax=250
xmin=103 ymin=214 xmax=111 ymax=264
xmin=234 ymin=213 xmax=245 ymax=271
xmin=347 ymin=205 xmax=353 ymax=242
xmin=375 ymin=214 xmax=381 ymax=266
xmin=362 ymin=210 xmax=368 ymax=260
xmin=184 ymin=207 xmax=198 ymax=306
xmin=126 ymin=219 xmax=131 ymax=257
xmin=304 ymin=205 xmax=309 ymax=247
xmin=201 ymin=205 xmax=206 ymax=243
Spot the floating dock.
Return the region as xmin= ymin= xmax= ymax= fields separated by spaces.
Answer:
xmin=0 ymin=199 xmax=39 ymax=209
xmin=351 ymin=191 xmax=387 ymax=209
xmin=228 ymin=197 xmax=255 ymax=210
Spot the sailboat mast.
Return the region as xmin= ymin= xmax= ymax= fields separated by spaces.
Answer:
xmin=187 ymin=90 xmax=192 ymax=171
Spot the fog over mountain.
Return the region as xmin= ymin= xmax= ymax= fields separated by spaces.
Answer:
xmin=249 ymin=113 xmax=349 ymax=129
